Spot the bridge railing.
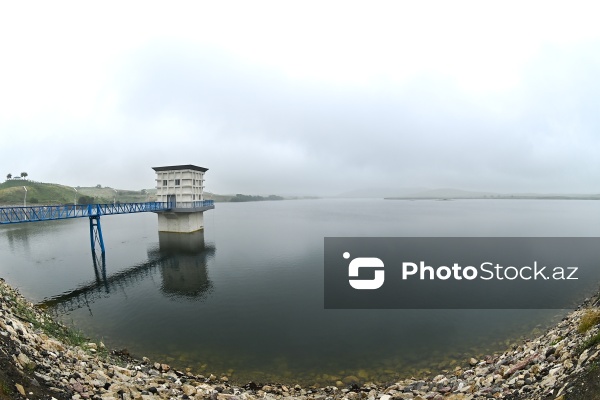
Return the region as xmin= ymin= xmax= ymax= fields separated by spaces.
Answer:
xmin=0 ymin=202 xmax=173 ymax=224
xmin=88 ymin=202 xmax=173 ymax=216
xmin=0 ymin=204 xmax=84 ymax=224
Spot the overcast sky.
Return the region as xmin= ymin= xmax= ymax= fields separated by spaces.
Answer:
xmin=1 ymin=1 xmax=599 ymax=195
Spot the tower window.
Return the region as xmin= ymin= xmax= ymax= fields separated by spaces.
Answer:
xmin=162 ymin=180 xmax=167 ymax=186
xmin=175 ymin=179 xmax=180 ymax=186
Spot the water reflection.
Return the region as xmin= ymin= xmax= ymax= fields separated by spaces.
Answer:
xmin=41 ymin=230 xmax=215 ymax=312
xmin=10 ymin=199 xmax=599 ymax=384
xmin=3 ymin=224 xmax=33 ymax=253
xmin=155 ymin=231 xmax=215 ymax=300
xmin=91 ymin=251 xmax=108 ymax=292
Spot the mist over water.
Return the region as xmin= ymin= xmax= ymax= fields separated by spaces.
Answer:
xmin=1 ymin=199 xmax=599 ymax=384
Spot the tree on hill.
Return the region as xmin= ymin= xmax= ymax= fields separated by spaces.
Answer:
xmin=230 ymin=193 xmax=284 ymax=202
xmin=6 ymin=173 xmax=11 ymax=180
xmin=20 ymin=172 xmax=28 ymax=179
xmin=77 ymin=195 xmax=96 ymax=205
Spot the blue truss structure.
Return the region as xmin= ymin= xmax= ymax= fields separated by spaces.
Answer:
xmin=0 ymin=201 xmax=215 ymax=254
xmin=0 ymin=202 xmax=176 ymax=224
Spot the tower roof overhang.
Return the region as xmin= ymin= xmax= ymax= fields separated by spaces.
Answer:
xmin=152 ymin=165 xmax=208 ymax=172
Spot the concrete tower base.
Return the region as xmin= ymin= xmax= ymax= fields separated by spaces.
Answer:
xmin=157 ymin=212 xmax=205 ymax=233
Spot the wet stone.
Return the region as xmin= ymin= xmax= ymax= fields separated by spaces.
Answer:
xmin=0 ymin=277 xmax=599 ymax=400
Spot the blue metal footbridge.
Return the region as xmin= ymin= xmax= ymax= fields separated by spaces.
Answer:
xmin=0 ymin=200 xmax=214 ymax=254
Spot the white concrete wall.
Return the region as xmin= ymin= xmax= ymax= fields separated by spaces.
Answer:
xmin=155 ymin=169 xmax=205 ymax=203
xmin=157 ymin=212 xmax=205 ymax=233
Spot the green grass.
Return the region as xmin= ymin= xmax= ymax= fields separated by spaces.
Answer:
xmin=0 ymin=180 xmax=75 ymax=205
xmin=550 ymin=336 xmax=564 ymax=346
xmin=0 ymin=378 xmax=14 ymax=396
xmin=3 ymin=289 xmax=88 ymax=348
xmin=0 ymin=281 xmax=127 ymax=380
xmin=0 ymin=180 xmax=153 ymax=205
xmin=77 ymin=187 xmax=154 ymax=203
xmin=579 ymin=309 xmax=600 ymax=334
xmin=1 ymin=178 xmax=289 ymax=205
xmin=579 ymin=332 xmax=600 ymax=355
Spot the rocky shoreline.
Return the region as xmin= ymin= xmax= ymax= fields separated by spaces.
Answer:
xmin=2 ymin=278 xmax=600 ymax=400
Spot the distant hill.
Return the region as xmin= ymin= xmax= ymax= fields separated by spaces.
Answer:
xmin=385 ymin=187 xmax=600 ymax=200
xmin=0 ymin=180 xmax=76 ymax=205
xmin=392 ymin=188 xmax=499 ymax=199
xmin=336 ymin=187 xmax=497 ymax=199
xmin=0 ymin=180 xmax=290 ymax=206
xmin=204 ymin=192 xmax=285 ymax=202
xmin=0 ymin=180 xmax=151 ymax=205
xmin=76 ymin=186 xmax=153 ymax=203
xmin=335 ymin=187 xmax=429 ymax=198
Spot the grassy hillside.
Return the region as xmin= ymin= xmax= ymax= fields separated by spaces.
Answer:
xmin=76 ymin=187 xmax=155 ymax=203
xmin=0 ymin=180 xmax=76 ymax=205
xmin=0 ymin=180 xmax=289 ymax=206
xmin=204 ymin=192 xmax=284 ymax=202
xmin=0 ymin=180 xmax=153 ymax=205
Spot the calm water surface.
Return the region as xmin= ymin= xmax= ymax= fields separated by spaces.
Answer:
xmin=1 ymin=199 xmax=599 ymax=385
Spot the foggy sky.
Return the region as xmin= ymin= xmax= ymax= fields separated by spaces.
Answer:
xmin=1 ymin=1 xmax=600 ymax=195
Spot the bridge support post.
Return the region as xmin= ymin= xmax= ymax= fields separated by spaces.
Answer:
xmin=89 ymin=216 xmax=106 ymax=254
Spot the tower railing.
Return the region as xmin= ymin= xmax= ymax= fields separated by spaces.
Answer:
xmin=167 ymin=200 xmax=215 ymax=209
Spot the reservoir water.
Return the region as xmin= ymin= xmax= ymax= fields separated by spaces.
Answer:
xmin=0 ymin=199 xmax=599 ymax=385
